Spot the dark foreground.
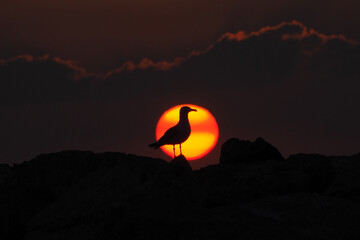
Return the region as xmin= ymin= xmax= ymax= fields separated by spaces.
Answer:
xmin=1 ymin=137 xmax=360 ymax=240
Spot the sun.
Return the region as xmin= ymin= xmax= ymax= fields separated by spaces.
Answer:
xmin=155 ymin=104 xmax=219 ymax=160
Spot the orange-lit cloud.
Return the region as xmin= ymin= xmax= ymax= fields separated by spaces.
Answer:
xmin=1 ymin=21 xmax=360 ymax=167
xmin=1 ymin=21 xmax=359 ymax=106
xmin=102 ymin=57 xmax=186 ymax=79
xmin=1 ymin=54 xmax=97 ymax=80
xmin=102 ymin=21 xmax=358 ymax=79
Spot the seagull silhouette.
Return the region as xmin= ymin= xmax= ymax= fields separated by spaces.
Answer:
xmin=149 ymin=106 xmax=197 ymax=158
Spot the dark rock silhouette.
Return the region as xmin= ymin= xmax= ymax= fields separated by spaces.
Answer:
xmin=220 ymin=137 xmax=284 ymax=164
xmin=1 ymin=139 xmax=360 ymax=239
xmin=326 ymin=153 xmax=360 ymax=200
xmin=0 ymin=163 xmax=10 ymax=183
xmin=169 ymin=154 xmax=193 ymax=172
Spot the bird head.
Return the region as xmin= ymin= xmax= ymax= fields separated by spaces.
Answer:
xmin=180 ymin=106 xmax=197 ymax=116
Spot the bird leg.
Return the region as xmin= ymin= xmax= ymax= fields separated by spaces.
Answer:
xmin=173 ymin=144 xmax=175 ymax=158
xmin=180 ymin=144 xmax=182 ymax=155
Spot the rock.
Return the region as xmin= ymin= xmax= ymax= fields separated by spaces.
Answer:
xmin=196 ymin=153 xmax=339 ymax=207
xmin=2 ymin=150 xmax=126 ymax=222
xmin=0 ymin=163 xmax=11 ymax=184
xmin=10 ymin=150 xmax=124 ymax=199
xmin=152 ymin=154 xmax=199 ymax=205
xmin=237 ymin=193 xmax=360 ymax=239
xmin=220 ymin=137 xmax=284 ymax=164
xmin=25 ymin=154 xmax=168 ymax=232
xmin=196 ymin=160 xmax=283 ymax=206
xmin=24 ymin=153 xmax=203 ymax=240
xmin=281 ymin=153 xmax=337 ymax=193
xmin=2 ymin=143 xmax=360 ymax=240
xmin=23 ymin=225 xmax=99 ymax=240
xmin=326 ymin=153 xmax=360 ymax=200
xmin=169 ymin=154 xmax=192 ymax=172
xmin=0 ymin=151 xmax=165 ymax=240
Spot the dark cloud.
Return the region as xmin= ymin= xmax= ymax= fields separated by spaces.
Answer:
xmin=1 ymin=0 xmax=360 ymax=72
xmin=0 ymin=55 xmax=95 ymax=105
xmin=1 ymin=21 xmax=359 ymax=166
xmin=100 ymin=21 xmax=359 ymax=94
xmin=1 ymin=21 xmax=358 ymax=105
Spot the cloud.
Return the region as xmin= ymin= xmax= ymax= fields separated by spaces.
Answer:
xmin=1 ymin=21 xmax=360 ymax=166
xmin=1 ymin=21 xmax=359 ymax=105
xmin=97 ymin=21 xmax=360 ymax=159
xmin=0 ymin=55 xmax=97 ymax=105
xmin=2 ymin=0 xmax=360 ymax=74
xmin=102 ymin=57 xmax=186 ymax=79
xmin=101 ymin=21 xmax=358 ymax=83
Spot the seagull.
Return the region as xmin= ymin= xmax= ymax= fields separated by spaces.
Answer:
xmin=149 ymin=106 xmax=197 ymax=158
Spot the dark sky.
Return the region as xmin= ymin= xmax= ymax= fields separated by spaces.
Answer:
xmin=1 ymin=0 xmax=359 ymax=169
xmin=2 ymin=0 xmax=360 ymax=72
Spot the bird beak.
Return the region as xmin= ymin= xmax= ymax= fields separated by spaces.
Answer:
xmin=190 ymin=108 xmax=197 ymax=112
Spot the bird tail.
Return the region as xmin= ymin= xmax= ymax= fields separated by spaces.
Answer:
xmin=148 ymin=142 xmax=160 ymax=149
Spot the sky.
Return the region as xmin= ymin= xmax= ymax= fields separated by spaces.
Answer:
xmin=1 ymin=0 xmax=360 ymax=169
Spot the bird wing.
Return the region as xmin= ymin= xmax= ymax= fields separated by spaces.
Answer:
xmin=157 ymin=125 xmax=179 ymax=146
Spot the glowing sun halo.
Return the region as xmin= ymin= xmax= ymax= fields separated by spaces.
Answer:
xmin=155 ymin=104 xmax=219 ymax=160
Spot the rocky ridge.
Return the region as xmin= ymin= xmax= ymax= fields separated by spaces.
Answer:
xmin=1 ymin=138 xmax=360 ymax=240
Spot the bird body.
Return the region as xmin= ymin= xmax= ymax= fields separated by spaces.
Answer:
xmin=149 ymin=106 xmax=197 ymax=157
xmin=150 ymin=118 xmax=191 ymax=148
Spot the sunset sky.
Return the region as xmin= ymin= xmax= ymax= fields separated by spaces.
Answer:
xmin=1 ymin=0 xmax=359 ymax=168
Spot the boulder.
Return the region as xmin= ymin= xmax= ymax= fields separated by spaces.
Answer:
xmin=196 ymin=153 xmax=338 ymax=207
xmin=326 ymin=153 xmax=360 ymax=200
xmin=237 ymin=193 xmax=360 ymax=239
xmin=0 ymin=163 xmax=11 ymax=184
xmin=220 ymin=137 xmax=284 ymax=164
xmin=281 ymin=153 xmax=336 ymax=193
xmin=169 ymin=154 xmax=192 ymax=172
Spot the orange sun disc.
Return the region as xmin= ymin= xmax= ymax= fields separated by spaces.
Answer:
xmin=155 ymin=104 xmax=219 ymax=160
